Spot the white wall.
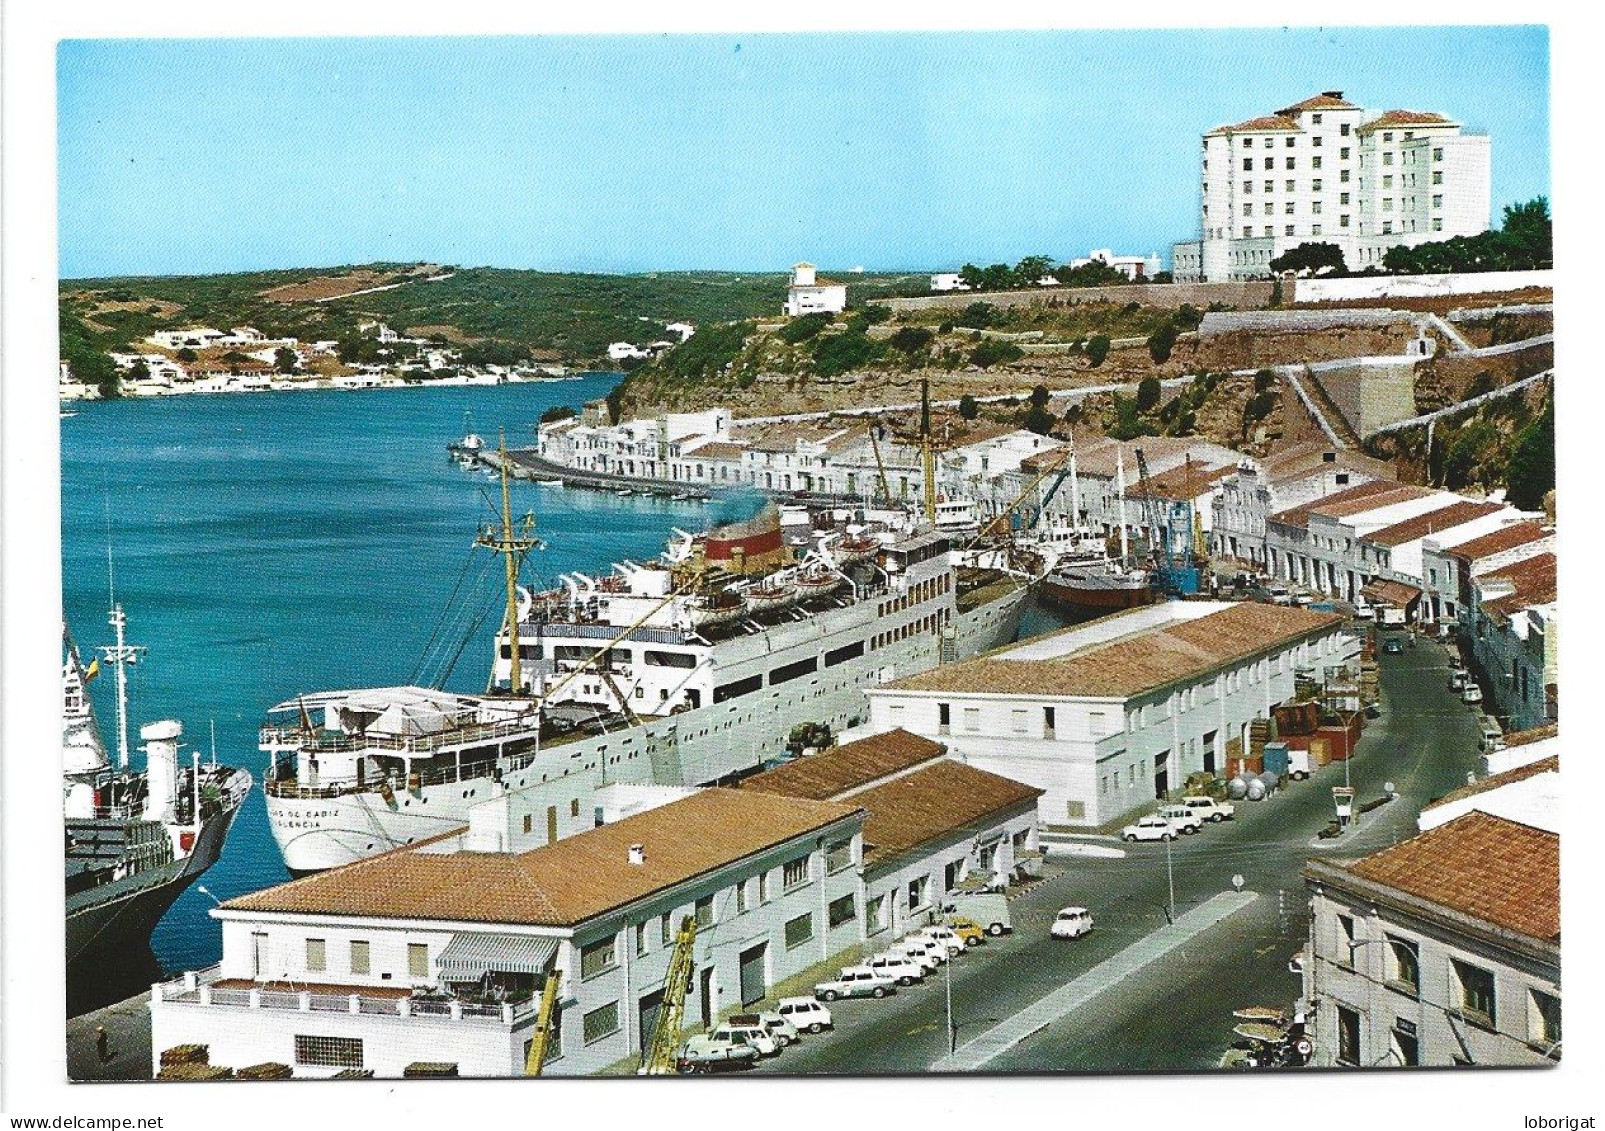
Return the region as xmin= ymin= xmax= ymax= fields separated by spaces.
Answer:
xmin=1293 ymin=270 xmax=1552 ymax=303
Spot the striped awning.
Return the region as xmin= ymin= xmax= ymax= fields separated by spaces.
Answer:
xmin=437 ymin=934 xmax=558 ymax=979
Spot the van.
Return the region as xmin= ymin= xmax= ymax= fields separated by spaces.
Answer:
xmin=1480 ymin=720 xmax=1505 ymax=752
xmin=943 ymin=891 xmax=1012 ymax=936
xmin=710 ymin=1019 xmax=780 ymax=1057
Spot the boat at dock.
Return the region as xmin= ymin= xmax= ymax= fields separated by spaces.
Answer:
xmin=64 ymin=608 xmax=252 ymax=1013
xmin=261 ymin=463 xmax=1031 ymax=875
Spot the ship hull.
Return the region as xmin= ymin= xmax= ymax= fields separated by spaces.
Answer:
xmin=1039 ymin=571 xmax=1154 ymax=611
xmin=266 ymin=581 xmax=1030 ymax=874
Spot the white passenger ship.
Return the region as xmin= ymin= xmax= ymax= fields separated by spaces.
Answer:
xmin=263 ymin=502 xmax=1030 ymax=874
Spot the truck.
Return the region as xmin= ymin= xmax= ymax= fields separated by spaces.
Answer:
xmin=942 ymin=891 xmax=1013 ymax=936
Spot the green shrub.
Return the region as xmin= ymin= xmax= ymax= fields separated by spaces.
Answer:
xmin=889 ymin=326 xmax=935 ymax=353
xmin=812 ymin=331 xmax=883 ymax=377
xmin=1146 ymin=322 xmax=1179 ymax=364
xmin=1086 ymin=335 xmax=1111 ymax=367
xmin=1254 ymin=369 xmax=1276 ymax=393
xmin=971 ymin=339 xmax=1025 ymax=368
xmin=958 ymin=394 xmax=979 ymax=420
xmin=1136 ymin=376 xmax=1162 ymax=413
xmin=780 ymin=312 xmax=833 ymax=345
xmin=960 ymin=303 xmax=998 ymax=329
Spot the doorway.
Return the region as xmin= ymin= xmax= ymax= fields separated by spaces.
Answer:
xmin=1153 ymin=751 xmax=1169 ymax=800
xmin=699 ymin=966 xmax=716 ymax=1029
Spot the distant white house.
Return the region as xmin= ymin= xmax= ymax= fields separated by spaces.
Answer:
xmin=607 ymin=342 xmax=651 ymax=362
xmin=147 ymin=327 xmax=227 ymax=350
xmin=930 ymin=272 xmax=971 ymax=292
xmin=783 ymin=262 xmax=847 ymax=316
xmin=664 ymin=322 xmax=696 ymax=342
xmin=1070 ymin=249 xmax=1164 ymax=281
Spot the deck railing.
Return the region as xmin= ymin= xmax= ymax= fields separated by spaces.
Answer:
xmin=153 ymin=966 xmax=536 ymax=1026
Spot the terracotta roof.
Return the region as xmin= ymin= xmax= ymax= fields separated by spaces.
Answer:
xmin=1268 ymin=480 xmax=1429 ymax=529
xmin=1482 ymin=552 xmax=1558 ymax=613
xmin=1277 ymin=93 xmax=1361 ymax=114
xmin=1214 ymin=114 xmax=1302 ymax=134
xmin=1341 ymin=812 xmax=1558 ymax=942
xmin=1365 ymin=501 xmax=1505 ymax=548
xmin=222 ymin=788 xmax=862 ymax=927
xmin=684 ymin=440 xmax=746 ymax=460
xmin=1505 ymin=724 xmax=1558 ymax=748
xmin=1359 ymin=579 xmax=1421 ymax=608
xmin=1448 ymin=521 xmax=1550 ymax=564
xmin=1358 ymin=110 xmax=1455 ymax=135
xmin=1425 ymin=756 xmax=1558 ymax=813
xmin=737 ymin=729 xmax=946 ymax=801
xmin=1133 ymin=463 xmax=1236 ymax=502
xmin=851 ymin=761 xmax=1042 ymax=866
xmin=886 ymin=602 xmax=1341 ymax=699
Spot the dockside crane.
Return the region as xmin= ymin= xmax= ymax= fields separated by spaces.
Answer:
xmin=523 ymin=969 xmax=564 ymax=1076
xmin=639 ymin=915 xmax=700 ymax=1075
xmin=1133 ymin=447 xmax=1200 ymax=598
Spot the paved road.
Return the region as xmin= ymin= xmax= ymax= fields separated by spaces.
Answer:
xmin=755 ymin=633 xmax=1485 ymax=1074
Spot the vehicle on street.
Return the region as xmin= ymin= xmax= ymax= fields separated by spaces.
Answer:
xmin=677 ymin=1034 xmax=760 ymax=1074
xmin=917 ymin=924 xmax=970 ymax=954
xmin=1450 ymin=670 xmax=1468 ymax=690
xmin=1182 ymin=795 xmax=1236 ymax=822
xmin=891 ymin=940 xmax=945 ymax=974
xmin=1480 ymin=719 xmax=1505 ymax=752
xmin=1122 ymin=815 xmax=1178 ymax=842
xmin=1461 ymin=683 xmax=1484 ymax=705
xmin=942 ymin=920 xmax=988 ymax=948
xmin=711 ymin=1018 xmax=781 ymax=1057
xmin=814 ymin=966 xmax=897 ymax=1001
xmin=776 ymin=997 xmax=833 ymax=1034
xmin=1383 ymin=637 xmax=1404 ymax=654
xmin=943 ymin=891 xmax=1013 ymax=936
xmin=1157 ymin=803 xmax=1203 ymax=834
xmin=1050 ymin=906 xmax=1095 ymax=939
xmin=734 ymin=1010 xmax=800 ymax=1048
xmin=1285 ymin=748 xmax=1313 ymax=781
xmin=866 ymin=953 xmax=927 ymax=986
xmin=1352 ymin=602 xmax=1375 ymax=621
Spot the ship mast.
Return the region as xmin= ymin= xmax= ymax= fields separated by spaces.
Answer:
xmin=99 ymin=604 xmax=146 ymax=770
xmin=1116 ymin=446 xmax=1130 ymax=565
xmin=920 ymin=378 xmax=937 ymax=524
xmin=476 ymin=430 xmax=540 ymax=697
xmin=1067 ymin=433 xmax=1080 ymax=534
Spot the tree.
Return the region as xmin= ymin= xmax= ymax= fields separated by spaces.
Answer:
xmin=1013 ymin=255 xmax=1055 ymax=288
xmin=958 ymin=394 xmax=979 ymax=421
xmin=1505 ymin=400 xmax=1555 ymax=510
xmin=176 ymin=347 xmax=197 ymax=363
xmin=812 ymin=330 xmax=883 ymax=377
xmin=1055 ymin=259 xmax=1126 ymax=288
xmin=970 ymin=339 xmax=1024 ymax=368
xmin=1146 ymin=322 xmax=1179 ymax=364
xmin=1498 ymin=198 xmax=1552 ymax=269
xmin=958 ymin=263 xmax=986 ymax=291
xmin=959 ymin=303 xmax=997 ymax=329
xmin=1268 ymin=242 xmax=1348 ymax=277
xmin=1029 ymin=384 xmax=1051 ymax=408
xmin=127 ymin=358 xmax=151 ymax=383
xmin=1022 ymin=404 xmax=1055 ymax=435
xmin=889 ymin=326 xmax=934 ymax=353
xmin=273 ymin=347 xmax=300 ymax=374
xmin=1254 ymin=369 xmax=1276 ymax=393
xmin=539 ymin=404 xmax=578 ymax=425
xmin=1152 ymin=271 xmax=1174 ymax=284
xmin=1085 ymin=334 xmax=1111 ymax=367
xmin=1135 ymin=376 xmax=1161 ymax=413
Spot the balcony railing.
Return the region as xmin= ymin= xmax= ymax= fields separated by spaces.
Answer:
xmin=153 ymin=967 xmax=536 ymax=1027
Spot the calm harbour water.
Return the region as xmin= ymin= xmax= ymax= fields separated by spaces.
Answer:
xmin=61 ymin=379 xmax=1069 ymax=1009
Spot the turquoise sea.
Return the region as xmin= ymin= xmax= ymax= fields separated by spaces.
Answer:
xmin=61 ymin=378 xmax=1067 ymax=1011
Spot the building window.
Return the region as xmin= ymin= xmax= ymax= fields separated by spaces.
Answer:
xmin=1382 ymin=221 xmax=1393 ymax=235
xmin=1285 ymin=225 xmax=1295 ymax=237
xmin=1285 ymin=202 xmax=1295 ymax=215
xmin=1529 ymin=990 xmax=1561 ymax=1047
xmin=580 ymin=936 xmax=617 ymax=980
xmin=1312 ymin=201 xmax=1323 ymax=215
xmin=1433 ymin=170 xmax=1444 ymax=185
xmin=1383 ymin=151 xmax=1394 ymax=165
xmin=758 ymin=872 xmax=770 ymax=904
xmin=306 ymin=938 xmax=326 ymax=974
xmin=1312 ymin=113 xmax=1323 ymax=124
xmin=1264 ymin=180 xmax=1273 ymax=192
xmin=1243 ymin=158 xmax=1253 ymax=172
xmin=866 ymin=894 xmax=889 ymax=934
xmin=1263 ymin=158 xmax=1273 ymax=170
xmin=522 ymin=813 xmax=532 ymax=834
xmin=1336 ymin=1005 xmax=1361 ymax=1066
xmin=695 ymin=895 xmax=714 ymax=928
xmin=635 ymin=921 xmax=649 ymax=956
xmin=1385 ymin=936 xmax=1420 ymax=996
xmin=1337 ymin=914 xmax=1357 ymax=967
xmin=660 ymin=912 xmax=672 ymax=946
xmin=1242 ymin=226 xmax=1252 ymax=238
xmin=1263 ymin=226 xmax=1273 ymax=238
xmin=1433 ymin=218 xmax=1443 ymax=232
xmin=963 ymin=707 xmax=980 ymax=732
xmin=1433 ymin=147 xmax=1444 ymax=161
xmin=1391 ymin=1024 xmax=1420 ymax=1067
xmin=582 ymin=1001 xmax=620 ymax=1045
xmin=407 ymin=943 xmax=428 ymax=979
xmin=294 ymin=1035 xmax=364 ymax=1069
xmin=783 ymin=854 xmax=811 ymax=890
xmin=1285 ymin=157 xmax=1296 ymax=170
xmin=1383 ymin=174 xmax=1393 ymax=189
xmin=825 ymin=838 xmax=855 ymax=874
xmin=1242 ymin=137 xmax=1252 ymax=148
xmin=1285 ymin=179 xmax=1295 ymax=192
xmin=349 ymin=940 xmax=370 ymax=976
xmin=1261 ymin=202 xmax=1272 ymax=216
xmin=1432 ymin=194 xmax=1443 ymax=209
xmin=1340 ymin=169 xmax=1350 ymax=183
xmin=1383 ymin=198 xmax=1394 ymax=211
xmin=1312 ymin=178 xmax=1322 ymax=191
xmin=907 ymin=875 xmax=928 ymax=910
xmin=735 ymin=880 xmax=748 ymax=915
xmin=1340 ymin=192 xmax=1350 ymax=205
xmin=784 ymin=913 xmax=814 ymax=949
xmin=1242 ymin=180 xmax=1252 ymax=194
xmin=1340 ymin=123 xmax=1350 ymax=136
xmin=1453 ymin=960 xmax=1497 ymax=1026
xmin=1340 ymin=214 xmax=1351 ymax=228
xmin=1383 ymin=131 xmax=1393 ymax=142
xmin=828 ymin=894 xmax=857 ymax=929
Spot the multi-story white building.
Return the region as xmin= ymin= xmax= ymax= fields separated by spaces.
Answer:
xmin=863 ymin=601 xmax=1353 ymax=828
xmin=1302 ymin=811 xmax=1559 ymax=1069
xmin=1421 ymin=520 xmax=1553 ymax=628
xmin=1466 ymin=552 xmax=1557 ymax=731
xmin=783 ymin=262 xmax=848 ymax=316
xmin=1173 ymin=91 xmax=1491 ymax=282
xmin=1212 ymin=443 xmax=1395 ymax=568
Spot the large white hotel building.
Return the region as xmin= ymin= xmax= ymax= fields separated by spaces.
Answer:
xmin=1172 ymin=92 xmax=1491 ymax=282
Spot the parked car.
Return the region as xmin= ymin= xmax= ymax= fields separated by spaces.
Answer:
xmin=677 ymin=1034 xmax=760 ymax=1074
xmin=1461 ymin=684 xmax=1484 ymax=705
xmin=815 ymin=966 xmax=897 ymax=1001
xmin=776 ymin=997 xmax=833 ymax=1034
xmin=1157 ymin=803 xmax=1203 ymax=834
xmin=1050 ymin=906 xmax=1095 ymax=939
xmin=1182 ymin=795 xmax=1236 ymax=823
xmin=710 ymin=1018 xmax=781 ymax=1057
xmin=1352 ymin=603 xmax=1375 ymax=621
xmin=732 ymin=1010 xmax=800 ymax=1048
xmin=1449 ymin=670 xmax=1468 ymax=691
xmin=891 ymin=940 xmax=945 ymax=974
xmin=941 ymin=920 xmax=988 ymax=948
xmin=917 ymin=924 xmax=971 ymax=955
xmin=1122 ymin=815 xmax=1178 ymax=842
xmin=1480 ymin=719 xmax=1505 ymax=752
xmin=1383 ymin=636 xmax=1404 ymax=655
xmin=865 ymin=953 xmax=927 ymax=986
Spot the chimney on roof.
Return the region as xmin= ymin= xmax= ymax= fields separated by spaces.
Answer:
xmin=1323 ymin=90 xmax=1343 ymax=99
xmin=628 ymin=844 xmax=645 ymax=866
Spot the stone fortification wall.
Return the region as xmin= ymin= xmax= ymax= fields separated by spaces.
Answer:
xmin=879 ymin=280 xmax=1275 ymax=314
xmin=1292 ymin=270 xmax=1554 ymax=303
xmin=1198 ymin=309 xmax=1406 ymax=336
xmin=1310 ymin=360 xmax=1420 ymax=437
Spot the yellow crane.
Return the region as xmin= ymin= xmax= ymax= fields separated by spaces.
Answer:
xmin=639 ymin=915 xmax=699 ymax=1075
xmin=477 ymin=430 xmax=541 ymax=696
xmin=523 ymin=969 xmax=564 ymax=1076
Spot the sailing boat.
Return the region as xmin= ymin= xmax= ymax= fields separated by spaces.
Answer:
xmin=1039 ymin=446 xmax=1154 ymax=611
xmin=64 ymin=607 xmax=252 ymax=1015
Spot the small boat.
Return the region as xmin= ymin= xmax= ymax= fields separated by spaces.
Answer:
xmin=743 ymin=580 xmax=797 ymax=614
xmin=793 ymin=567 xmax=845 ymax=600
xmin=615 ymin=488 xmax=634 ymax=497
xmin=833 ymin=533 xmax=881 ymax=567
xmin=671 ymin=492 xmax=691 ymax=502
xmin=60 ymin=409 xmax=80 ymax=419
xmin=688 ymin=590 xmax=747 ymax=629
xmin=535 ymin=477 xmax=565 ymax=487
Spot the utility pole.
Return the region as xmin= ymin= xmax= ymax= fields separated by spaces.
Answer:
xmin=945 ymin=948 xmax=956 ymax=1053
xmin=1165 ymin=833 xmax=1176 ymax=925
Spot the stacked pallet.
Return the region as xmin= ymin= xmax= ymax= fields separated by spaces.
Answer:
xmin=159 ymin=1044 xmax=209 ymax=1068
xmin=403 ymin=1062 xmax=459 ymax=1078
xmin=235 ymin=1062 xmax=294 ymax=1080
xmin=157 ymin=1063 xmax=234 ymax=1081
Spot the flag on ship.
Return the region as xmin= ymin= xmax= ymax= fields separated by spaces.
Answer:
xmin=83 ymin=657 xmax=100 ymax=682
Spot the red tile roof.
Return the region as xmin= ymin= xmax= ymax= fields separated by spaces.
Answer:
xmin=1481 ymin=553 xmax=1557 ymax=614
xmin=849 ymin=761 xmax=1042 ymax=867
xmin=886 ymin=602 xmax=1341 ymax=699
xmin=1448 ymin=521 xmax=1549 ymax=564
xmin=1341 ymin=812 xmax=1558 ymax=942
xmin=1505 ymin=724 xmax=1557 ymax=748
xmin=1211 ymin=114 xmax=1302 ymax=135
xmin=1424 ymin=756 xmax=1558 ymax=813
xmin=222 ymin=788 xmax=862 ymax=927
xmin=1277 ymin=93 xmax=1361 ymax=114
xmin=1357 ymin=110 xmax=1455 ymax=135
xmin=736 ymin=729 xmax=946 ymax=801
xmin=1267 ymin=480 xmax=1428 ymax=529
xmin=1365 ymin=500 xmax=1504 ymax=548
xmin=1359 ymin=579 xmax=1421 ymax=608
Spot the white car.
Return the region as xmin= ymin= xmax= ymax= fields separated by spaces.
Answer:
xmin=915 ymin=925 xmax=965 ymax=956
xmin=734 ymin=1010 xmax=800 ymax=1048
xmin=710 ymin=1019 xmax=780 ymax=1057
xmin=1050 ymin=907 xmax=1095 ymax=940
xmin=1121 ymin=815 xmax=1178 ymax=842
xmin=1461 ymin=684 xmax=1484 ymax=704
xmin=1157 ymin=803 xmax=1203 ymax=834
xmin=865 ymin=953 xmax=926 ymax=986
xmin=1182 ymin=795 xmax=1236 ymax=823
xmin=815 ymin=966 xmax=897 ymax=1001
xmin=891 ymin=941 xmax=944 ymax=975
xmin=776 ymin=997 xmax=833 ymax=1034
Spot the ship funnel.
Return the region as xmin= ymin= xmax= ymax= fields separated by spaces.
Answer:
xmin=140 ymin=719 xmax=183 ymax=823
xmin=628 ymin=843 xmax=645 ymax=866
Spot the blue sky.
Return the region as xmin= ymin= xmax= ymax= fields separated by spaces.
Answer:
xmin=57 ymin=26 xmax=1550 ymax=279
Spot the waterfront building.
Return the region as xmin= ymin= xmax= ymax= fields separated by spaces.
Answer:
xmin=1211 ymin=443 xmax=1395 ymax=568
xmin=1302 ymin=811 xmax=1559 ymax=1068
xmin=1172 ymin=91 xmax=1492 ymax=282
xmin=1068 ymin=249 xmax=1164 ymax=281
xmin=783 ymin=262 xmax=848 ymax=317
xmin=863 ymin=601 xmax=1353 ymax=829
xmin=1466 ymin=552 xmax=1557 ymax=731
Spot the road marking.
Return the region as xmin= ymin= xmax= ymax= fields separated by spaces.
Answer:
xmin=905 ymin=1023 xmax=938 ymax=1036
xmin=930 ymin=891 xmax=1258 ymax=1073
